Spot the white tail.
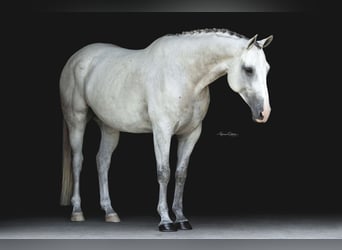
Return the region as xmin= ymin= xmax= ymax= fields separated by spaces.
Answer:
xmin=60 ymin=120 xmax=73 ymax=206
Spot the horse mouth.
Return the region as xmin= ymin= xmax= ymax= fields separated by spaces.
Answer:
xmin=255 ymin=117 xmax=266 ymax=123
xmin=254 ymin=112 xmax=264 ymax=123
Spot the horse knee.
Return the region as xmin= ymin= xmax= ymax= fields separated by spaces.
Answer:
xmin=157 ymin=167 xmax=170 ymax=184
xmin=175 ymin=168 xmax=187 ymax=184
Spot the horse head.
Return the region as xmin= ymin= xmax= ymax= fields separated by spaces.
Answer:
xmin=227 ymin=34 xmax=273 ymax=123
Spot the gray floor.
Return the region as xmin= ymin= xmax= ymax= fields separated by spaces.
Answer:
xmin=1 ymin=215 xmax=341 ymax=239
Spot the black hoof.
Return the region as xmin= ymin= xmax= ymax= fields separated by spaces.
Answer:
xmin=159 ymin=223 xmax=178 ymax=232
xmin=175 ymin=221 xmax=193 ymax=230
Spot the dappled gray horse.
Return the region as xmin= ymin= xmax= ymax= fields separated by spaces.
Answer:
xmin=60 ymin=29 xmax=273 ymax=232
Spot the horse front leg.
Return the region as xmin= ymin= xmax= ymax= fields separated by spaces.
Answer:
xmin=172 ymin=124 xmax=202 ymax=230
xmin=153 ymin=127 xmax=176 ymax=232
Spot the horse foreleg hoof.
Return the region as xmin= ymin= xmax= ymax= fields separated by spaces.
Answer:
xmin=159 ymin=223 xmax=178 ymax=232
xmin=175 ymin=221 xmax=193 ymax=230
xmin=105 ymin=213 xmax=120 ymax=223
xmin=71 ymin=212 xmax=85 ymax=222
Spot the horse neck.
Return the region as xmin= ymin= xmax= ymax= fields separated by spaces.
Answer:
xmin=160 ymin=34 xmax=247 ymax=92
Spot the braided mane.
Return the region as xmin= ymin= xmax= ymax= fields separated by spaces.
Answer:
xmin=170 ymin=28 xmax=247 ymax=39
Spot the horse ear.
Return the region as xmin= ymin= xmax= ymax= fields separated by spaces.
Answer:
xmin=258 ymin=35 xmax=273 ymax=49
xmin=247 ymin=34 xmax=258 ymax=50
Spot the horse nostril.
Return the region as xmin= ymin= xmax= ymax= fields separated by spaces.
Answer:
xmin=259 ymin=112 xmax=264 ymax=119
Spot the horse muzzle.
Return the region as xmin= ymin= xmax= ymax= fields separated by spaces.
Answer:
xmin=240 ymin=91 xmax=271 ymax=123
xmin=254 ymin=106 xmax=271 ymax=123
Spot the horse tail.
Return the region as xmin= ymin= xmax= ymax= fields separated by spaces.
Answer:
xmin=60 ymin=119 xmax=73 ymax=206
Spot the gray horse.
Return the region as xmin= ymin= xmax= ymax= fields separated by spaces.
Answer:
xmin=59 ymin=29 xmax=273 ymax=232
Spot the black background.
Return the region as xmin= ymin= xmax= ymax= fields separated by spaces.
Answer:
xmin=2 ymin=11 xmax=340 ymax=219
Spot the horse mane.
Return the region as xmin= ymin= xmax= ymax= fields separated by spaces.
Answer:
xmin=169 ymin=28 xmax=247 ymax=39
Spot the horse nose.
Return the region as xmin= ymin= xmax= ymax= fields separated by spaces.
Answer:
xmin=255 ymin=108 xmax=271 ymax=123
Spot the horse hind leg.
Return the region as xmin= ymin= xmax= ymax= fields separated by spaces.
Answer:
xmin=96 ymin=122 xmax=120 ymax=222
xmin=60 ymin=63 xmax=91 ymax=221
xmin=66 ymin=113 xmax=87 ymax=222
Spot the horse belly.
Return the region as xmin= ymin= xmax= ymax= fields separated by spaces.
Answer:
xmin=91 ymin=98 xmax=152 ymax=133
xmin=103 ymin=104 xmax=153 ymax=133
xmin=86 ymin=79 xmax=153 ymax=133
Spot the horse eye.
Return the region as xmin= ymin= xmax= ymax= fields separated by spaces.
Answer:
xmin=243 ymin=66 xmax=254 ymax=75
